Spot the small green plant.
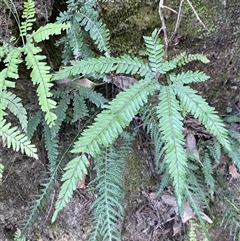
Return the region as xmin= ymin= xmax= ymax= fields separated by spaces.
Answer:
xmin=51 ymin=27 xmax=230 ymax=241
xmin=0 ymin=0 xmax=69 ymax=158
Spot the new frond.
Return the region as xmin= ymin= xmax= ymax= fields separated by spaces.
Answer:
xmin=157 ymin=86 xmax=187 ymax=208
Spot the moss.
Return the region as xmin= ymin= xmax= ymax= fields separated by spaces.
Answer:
xmin=101 ymin=0 xmax=159 ymax=55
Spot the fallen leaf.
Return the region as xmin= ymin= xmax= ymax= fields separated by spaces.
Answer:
xmin=105 ymin=74 xmax=137 ymax=89
xmin=229 ymin=163 xmax=240 ymax=179
xmin=172 ymin=215 xmax=182 ymax=236
xmin=186 ymin=133 xmax=200 ymax=161
xmin=182 ymin=201 xmax=194 ymax=223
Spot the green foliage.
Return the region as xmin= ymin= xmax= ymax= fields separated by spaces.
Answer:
xmin=0 ymin=0 xmax=70 ymax=160
xmin=52 ymin=28 xmax=230 ymax=241
xmin=56 ymin=0 xmax=111 ymax=63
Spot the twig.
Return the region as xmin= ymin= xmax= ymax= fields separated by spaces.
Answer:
xmin=186 ymin=0 xmax=210 ymax=33
xmin=174 ymin=0 xmax=185 ymax=33
xmin=158 ymin=0 xmax=168 ymax=59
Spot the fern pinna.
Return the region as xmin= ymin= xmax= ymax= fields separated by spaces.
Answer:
xmin=52 ymin=29 xmax=229 ymax=236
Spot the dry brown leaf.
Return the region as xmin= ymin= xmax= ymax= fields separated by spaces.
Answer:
xmin=172 ymin=215 xmax=182 ymax=236
xmin=105 ymin=74 xmax=137 ymax=89
xmin=186 ymin=133 xmax=200 ymax=161
xmin=181 ymin=202 xmax=194 ymax=223
xmin=229 ymin=163 xmax=240 ymax=179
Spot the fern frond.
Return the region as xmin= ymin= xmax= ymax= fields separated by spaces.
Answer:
xmin=220 ymin=194 xmax=240 ymax=241
xmin=170 ymin=70 xmax=209 ymax=84
xmin=78 ymin=87 xmax=107 ymax=108
xmin=51 ymin=96 xmax=70 ymax=137
xmin=43 ymin=122 xmax=59 ymax=172
xmin=20 ymin=0 xmax=36 ymax=37
xmin=71 ymin=78 xmax=157 ymax=156
xmin=53 ymin=55 xmax=152 ymax=80
xmin=52 ymin=78 xmax=158 ymax=222
xmin=0 ymin=47 xmax=22 ymax=90
xmin=224 ymin=114 xmax=240 ymax=123
xmin=78 ymin=4 xmax=110 ymax=55
xmin=157 ymin=86 xmax=187 ymax=208
xmin=32 ymin=23 xmax=70 ymax=43
xmin=5 ymin=91 xmax=28 ymax=131
xmin=72 ymin=93 xmax=89 ymax=123
xmin=20 ymin=173 xmax=55 ymax=236
xmin=185 ymin=175 xmax=211 ymax=241
xmin=202 ymin=150 xmax=215 ymax=196
xmin=175 ymin=85 xmax=230 ymax=151
xmin=0 ymin=119 xmax=38 ymax=159
xmin=14 ymin=229 xmax=26 ymax=241
xmin=143 ymin=29 xmax=164 ymax=73
xmin=88 ymin=146 xmax=125 ymax=241
xmin=173 ymin=52 xmax=209 ymax=67
xmin=24 ymin=42 xmax=57 ymax=127
xmin=27 ymin=110 xmax=42 ymax=139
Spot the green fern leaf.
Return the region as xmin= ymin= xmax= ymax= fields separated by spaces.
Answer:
xmin=71 ymin=78 xmax=157 ymax=156
xmin=174 ymin=52 xmax=209 ymax=67
xmin=24 ymin=42 xmax=57 ymax=127
xmin=32 ymin=23 xmax=70 ymax=43
xmin=202 ymin=151 xmax=215 ymax=196
xmin=170 ymin=70 xmax=210 ymax=84
xmin=4 ymin=91 xmax=28 ymax=131
xmin=52 ymin=78 xmax=158 ymax=222
xmin=176 ymin=85 xmax=230 ymax=151
xmin=53 ymin=56 xmax=151 ymax=81
xmin=157 ymin=86 xmax=187 ymax=208
xmin=88 ymin=147 xmax=125 ymax=241
xmin=0 ymin=119 xmax=38 ymax=159
xmin=0 ymin=47 xmax=22 ymax=91
xmin=20 ymin=0 xmax=36 ymax=37
xmin=78 ymin=4 xmax=110 ymax=55
xmin=27 ymin=110 xmax=42 ymax=139
xmin=143 ymin=29 xmax=164 ymax=73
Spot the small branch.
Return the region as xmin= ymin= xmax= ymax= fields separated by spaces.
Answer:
xmin=174 ymin=0 xmax=185 ymax=33
xmin=158 ymin=0 xmax=169 ymax=59
xmin=186 ymin=0 xmax=210 ymax=33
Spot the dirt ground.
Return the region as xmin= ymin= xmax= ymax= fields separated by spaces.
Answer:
xmin=0 ymin=0 xmax=240 ymax=240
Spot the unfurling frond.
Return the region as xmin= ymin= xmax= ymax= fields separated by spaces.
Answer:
xmin=175 ymin=85 xmax=230 ymax=151
xmin=157 ymin=86 xmax=187 ymax=208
